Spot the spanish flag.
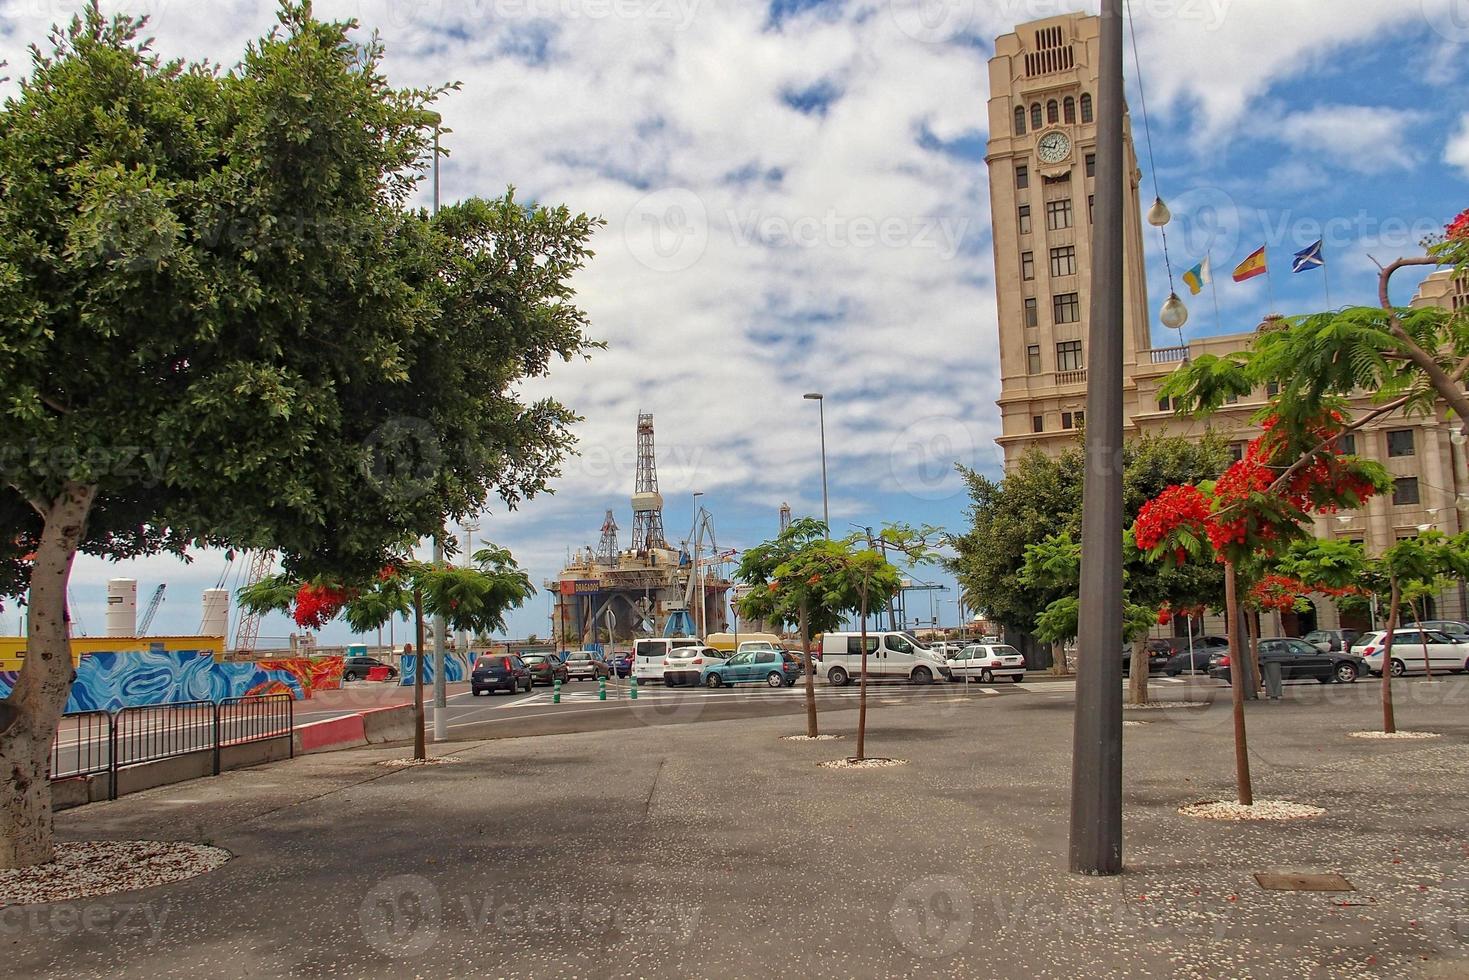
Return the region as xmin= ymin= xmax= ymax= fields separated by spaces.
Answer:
xmin=1232 ymin=246 xmax=1267 ymax=282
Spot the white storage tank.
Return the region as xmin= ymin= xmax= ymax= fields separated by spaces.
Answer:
xmin=106 ymin=578 xmax=137 ymax=637
xmin=201 ymin=589 xmax=230 ymax=639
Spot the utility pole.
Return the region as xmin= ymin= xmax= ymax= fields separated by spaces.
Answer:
xmin=432 ymin=535 xmax=447 ymax=741
xmin=1069 ymin=0 xmax=1125 ymax=876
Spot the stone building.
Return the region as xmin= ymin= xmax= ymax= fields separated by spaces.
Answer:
xmin=986 ymin=12 xmax=1467 ymax=635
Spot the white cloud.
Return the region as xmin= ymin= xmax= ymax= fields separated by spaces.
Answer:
xmin=1269 ymin=105 xmax=1424 ymax=175
xmin=1447 ymin=112 xmax=1469 ymax=180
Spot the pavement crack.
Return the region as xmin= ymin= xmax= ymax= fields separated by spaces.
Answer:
xmin=642 ymin=756 xmax=665 ymax=823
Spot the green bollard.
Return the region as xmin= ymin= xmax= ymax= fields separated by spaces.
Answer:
xmin=630 ymin=675 xmax=638 ymax=700
xmin=553 ymin=678 xmax=561 ymax=704
xmin=598 ymin=676 xmax=607 ymax=701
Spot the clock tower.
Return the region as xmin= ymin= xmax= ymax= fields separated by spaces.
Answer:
xmin=986 ymin=13 xmax=1153 ymax=466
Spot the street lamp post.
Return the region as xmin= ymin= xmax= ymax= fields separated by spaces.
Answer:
xmin=1069 ymin=0 xmax=1125 ymax=876
xmin=803 ymin=393 xmax=830 ymax=538
xmin=691 ymin=491 xmax=704 ymax=635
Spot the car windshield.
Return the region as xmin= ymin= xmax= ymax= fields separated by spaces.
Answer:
xmin=728 ymin=652 xmax=753 ymax=665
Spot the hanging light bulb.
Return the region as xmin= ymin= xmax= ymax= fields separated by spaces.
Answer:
xmin=1160 ymin=292 xmax=1189 ymax=330
xmin=1146 ymin=196 xmax=1172 ymax=227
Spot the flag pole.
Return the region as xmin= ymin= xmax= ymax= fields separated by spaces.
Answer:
xmin=1264 ymin=249 xmax=1276 ymax=313
xmin=1322 ymin=257 xmax=1333 ymax=309
xmin=1208 ymin=253 xmax=1222 ymax=330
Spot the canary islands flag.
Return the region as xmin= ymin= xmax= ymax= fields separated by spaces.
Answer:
xmin=1182 ymin=257 xmax=1211 ymax=296
xmin=1232 ymin=246 xmax=1267 ymax=282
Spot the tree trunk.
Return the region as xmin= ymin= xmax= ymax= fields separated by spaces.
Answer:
xmin=1127 ymin=636 xmax=1149 ymax=705
xmin=1224 ymin=563 xmax=1253 ymax=806
xmin=1382 ymin=577 xmax=1399 ymax=734
xmin=1413 ymin=597 xmax=1433 ymax=679
xmin=413 ymin=589 xmax=426 ymax=761
xmin=799 ymin=601 xmax=817 ymax=738
xmin=0 ymin=482 xmax=97 ymax=869
xmin=856 ymin=589 xmax=869 ymax=761
xmin=1052 ymin=640 xmax=1069 ymax=675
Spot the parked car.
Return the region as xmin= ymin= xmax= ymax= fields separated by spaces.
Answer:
xmin=1164 ymin=642 xmax=1228 ymax=676
xmin=819 ymin=631 xmax=952 ymax=685
xmin=1354 ymin=628 xmax=1467 ymax=677
xmin=662 ymin=645 xmax=727 ymax=686
xmin=946 ymin=643 xmax=1026 ymax=683
xmin=610 ymin=651 xmax=633 ymax=678
xmin=341 ymin=655 xmax=398 ymax=682
xmin=1209 ymin=637 xmax=1365 ymax=685
xmin=563 ymin=650 xmax=611 ymax=681
xmin=1302 ymin=628 xmax=1362 ymax=653
xmin=701 ymin=650 xmax=803 ymax=688
xmin=471 ymin=654 xmax=532 ymax=695
xmin=1121 ymin=641 xmax=1172 ymax=677
xmin=521 ymin=652 xmax=570 ymax=686
xmin=632 ymin=637 xmax=704 ymax=683
xmin=1411 ymin=620 xmax=1469 ymax=640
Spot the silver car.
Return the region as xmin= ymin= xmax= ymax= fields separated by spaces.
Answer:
xmin=562 ymin=650 xmax=611 ymax=681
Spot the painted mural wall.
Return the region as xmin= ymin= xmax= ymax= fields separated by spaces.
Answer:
xmin=0 ymin=634 xmax=226 ymax=672
xmin=0 ymin=644 xmax=345 ymax=713
xmin=398 ymin=652 xmax=472 ymax=685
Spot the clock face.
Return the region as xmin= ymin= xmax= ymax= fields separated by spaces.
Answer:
xmin=1037 ymin=131 xmax=1071 ymax=164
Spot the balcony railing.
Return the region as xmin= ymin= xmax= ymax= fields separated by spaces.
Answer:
xmin=1056 ymin=369 xmax=1087 ymax=385
xmin=1149 ymin=345 xmax=1190 ymax=364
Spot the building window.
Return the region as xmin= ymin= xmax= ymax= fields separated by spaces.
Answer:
xmin=1046 ymin=199 xmax=1073 ymax=230
xmin=1074 ymin=410 xmax=1084 ymax=427
xmin=1080 ymin=93 xmax=1093 ymax=123
xmin=1050 ymin=245 xmax=1077 ymax=278
xmin=1085 ymin=153 xmax=1095 ymax=178
xmin=1032 ymin=414 xmax=1045 ymax=433
xmin=1341 ymin=432 xmax=1357 ymax=454
xmin=1018 ymin=205 xmax=1031 ymax=235
xmin=1026 ymin=344 xmax=1041 ymax=374
xmin=1061 ymin=411 xmax=1074 ymax=430
xmin=1061 ymin=410 xmax=1084 ymax=430
xmin=1224 ymin=393 xmax=1239 ymax=405
xmin=1016 ymin=164 xmax=1029 ymax=189
xmin=1053 ymin=292 xmax=1081 ymax=325
xmin=1063 ymin=96 xmax=1076 ymax=123
xmin=1047 ymin=99 xmax=1059 ymax=124
xmin=1266 ymin=381 xmax=1280 ymax=397
xmin=1158 ymin=395 xmax=1172 ymax=413
xmin=1024 ymin=297 xmax=1038 ymax=327
xmin=1386 ymin=429 xmax=1415 ymax=457
xmin=1392 ymin=477 xmax=1420 ymax=506
xmin=1014 ymin=106 xmax=1027 ymax=135
xmin=1031 ymin=103 xmax=1043 ymax=130
xmin=1229 ymin=442 xmax=1245 ymax=462
xmin=1021 ymin=251 xmax=1035 ymax=280
xmin=1056 ymin=339 xmax=1083 ymax=371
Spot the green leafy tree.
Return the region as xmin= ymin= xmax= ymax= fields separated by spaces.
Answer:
xmin=735 ymin=518 xmax=842 ymax=738
xmin=0 ymin=4 xmax=596 ymax=866
xmin=240 ymin=545 xmax=534 ymax=757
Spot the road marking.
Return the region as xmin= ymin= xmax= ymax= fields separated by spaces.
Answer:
xmin=1161 ymin=677 xmax=1186 ymax=684
xmin=979 ymin=687 xmax=1000 ymax=695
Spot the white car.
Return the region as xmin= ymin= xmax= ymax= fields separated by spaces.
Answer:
xmin=633 ymin=637 xmax=703 ymax=682
xmin=818 ymin=631 xmax=952 ymax=685
xmin=947 ymin=644 xmax=1027 ymax=683
xmin=662 ymin=645 xmax=726 ymax=686
xmin=1354 ymin=628 xmax=1467 ymax=677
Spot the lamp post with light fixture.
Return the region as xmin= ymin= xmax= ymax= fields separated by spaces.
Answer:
xmin=803 ymin=393 xmax=830 ymax=538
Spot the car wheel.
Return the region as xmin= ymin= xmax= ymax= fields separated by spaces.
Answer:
xmin=1012 ymin=675 xmax=1024 ymax=684
xmin=705 ymin=674 xmax=722 ymax=688
xmin=766 ymin=672 xmax=784 ymax=688
xmin=980 ymin=668 xmax=994 ymax=683
xmin=664 ymin=677 xmax=674 ymax=687
xmin=1390 ymin=658 xmax=1407 ymax=677
xmin=343 ymin=671 xmax=359 ymax=682
xmin=911 ymin=666 xmax=932 ymax=685
xmin=828 ymin=667 xmax=849 ymax=687
xmin=1335 ymin=662 xmax=1358 ymax=684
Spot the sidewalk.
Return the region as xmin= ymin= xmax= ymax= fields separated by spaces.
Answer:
xmin=10 ymin=678 xmax=1469 ymax=978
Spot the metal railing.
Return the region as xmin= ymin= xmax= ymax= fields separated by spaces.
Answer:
xmin=49 ymin=694 xmax=293 ymax=799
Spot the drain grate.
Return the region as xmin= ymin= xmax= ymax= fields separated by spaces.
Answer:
xmin=1253 ymin=872 xmax=1355 ymax=892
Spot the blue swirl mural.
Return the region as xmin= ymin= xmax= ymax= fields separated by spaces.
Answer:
xmin=0 ymin=649 xmax=320 ymax=713
xmin=398 ymin=652 xmax=471 ymax=685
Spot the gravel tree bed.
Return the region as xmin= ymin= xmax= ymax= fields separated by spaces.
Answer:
xmin=1123 ymin=700 xmax=1210 ymax=710
xmin=780 ymin=734 xmax=845 ymax=741
xmin=0 ymin=841 xmax=231 ymax=907
xmin=819 ymin=757 xmax=908 ymax=770
xmin=376 ymin=756 xmax=462 ymax=768
xmin=1177 ymin=799 xmax=1326 ymax=821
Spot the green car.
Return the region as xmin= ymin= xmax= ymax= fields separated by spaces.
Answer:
xmin=701 ymin=650 xmax=802 ymax=688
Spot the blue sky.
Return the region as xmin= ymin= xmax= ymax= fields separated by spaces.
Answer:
xmin=2 ymin=0 xmax=1466 ymax=645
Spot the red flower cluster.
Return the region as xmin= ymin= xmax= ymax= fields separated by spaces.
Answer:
xmin=1207 ymin=456 xmax=1272 ymax=549
xmin=1134 ymin=484 xmax=1210 ymax=552
xmin=1448 ymin=208 xmax=1469 ymax=242
xmin=293 ymin=583 xmax=349 ymax=629
xmin=1250 ymin=574 xmax=1364 ymax=611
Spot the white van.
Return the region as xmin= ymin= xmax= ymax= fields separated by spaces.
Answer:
xmin=818 ymin=631 xmax=952 ymax=685
xmin=633 ymin=637 xmax=703 ymax=682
